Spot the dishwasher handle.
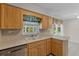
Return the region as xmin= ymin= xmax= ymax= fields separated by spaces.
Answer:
xmin=8 ymin=48 xmax=24 ymax=53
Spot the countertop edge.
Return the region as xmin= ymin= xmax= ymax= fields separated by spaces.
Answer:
xmin=0 ymin=37 xmax=68 ymax=50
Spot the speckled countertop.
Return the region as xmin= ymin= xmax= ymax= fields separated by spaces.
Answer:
xmin=0 ymin=35 xmax=69 ymax=50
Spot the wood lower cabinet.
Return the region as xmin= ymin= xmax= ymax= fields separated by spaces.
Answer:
xmin=27 ymin=40 xmax=47 ymax=56
xmin=46 ymin=39 xmax=52 ymax=55
xmin=52 ymin=43 xmax=63 ymax=56
xmin=27 ymin=38 xmax=68 ymax=56
xmin=27 ymin=39 xmax=53 ymax=56
xmin=28 ymin=46 xmax=39 ymax=56
xmin=0 ymin=39 xmax=68 ymax=56
xmin=39 ymin=41 xmax=47 ymax=56
xmin=52 ymin=39 xmax=63 ymax=56
xmin=52 ymin=38 xmax=68 ymax=56
xmin=0 ymin=4 xmax=23 ymax=29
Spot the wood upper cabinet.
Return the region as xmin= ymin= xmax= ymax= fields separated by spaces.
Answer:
xmin=27 ymin=40 xmax=47 ymax=56
xmin=42 ymin=15 xmax=53 ymax=29
xmin=22 ymin=9 xmax=42 ymax=18
xmin=22 ymin=9 xmax=42 ymax=19
xmin=42 ymin=15 xmax=49 ymax=29
xmin=48 ymin=16 xmax=54 ymax=28
xmin=0 ymin=4 xmax=23 ymax=29
xmin=22 ymin=9 xmax=53 ymax=30
xmin=0 ymin=4 xmax=1 ymax=27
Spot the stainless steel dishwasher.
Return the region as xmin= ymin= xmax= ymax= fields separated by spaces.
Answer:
xmin=0 ymin=44 xmax=27 ymax=56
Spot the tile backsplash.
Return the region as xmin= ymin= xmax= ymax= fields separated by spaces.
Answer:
xmin=0 ymin=28 xmax=51 ymax=41
xmin=1 ymin=30 xmax=21 ymax=36
xmin=0 ymin=30 xmax=24 ymax=43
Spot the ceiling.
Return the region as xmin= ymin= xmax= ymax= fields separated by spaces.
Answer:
xmin=9 ymin=3 xmax=79 ymax=20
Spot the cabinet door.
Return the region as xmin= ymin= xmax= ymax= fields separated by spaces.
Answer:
xmin=27 ymin=42 xmax=39 ymax=56
xmin=46 ymin=39 xmax=52 ymax=55
xmin=52 ymin=43 xmax=58 ymax=55
xmin=22 ymin=9 xmax=42 ymax=18
xmin=0 ymin=4 xmax=1 ymax=27
xmin=52 ymin=39 xmax=63 ymax=56
xmin=42 ymin=15 xmax=49 ymax=29
xmin=1 ymin=4 xmax=23 ymax=29
xmin=27 ymin=40 xmax=47 ymax=56
xmin=38 ymin=40 xmax=47 ymax=56
xmin=52 ymin=43 xmax=63 ymax=56
xmin=42 ymin=16 xmax=53 ymax=29
xmin=38 ymin=45 xmax=46 ymax=56
xmin=28 ymin=47 xmax=39 ymax=56
xmin=57 ymin=46 xmax=63 ymax=56
xmin=48 ymin=17 xmax=53 ymax=28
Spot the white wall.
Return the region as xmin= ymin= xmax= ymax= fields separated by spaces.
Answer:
xmin=63 ymin=19 xmax=79 ymax=56
xmin=64 ymin=19 xmax=79 ymax=42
